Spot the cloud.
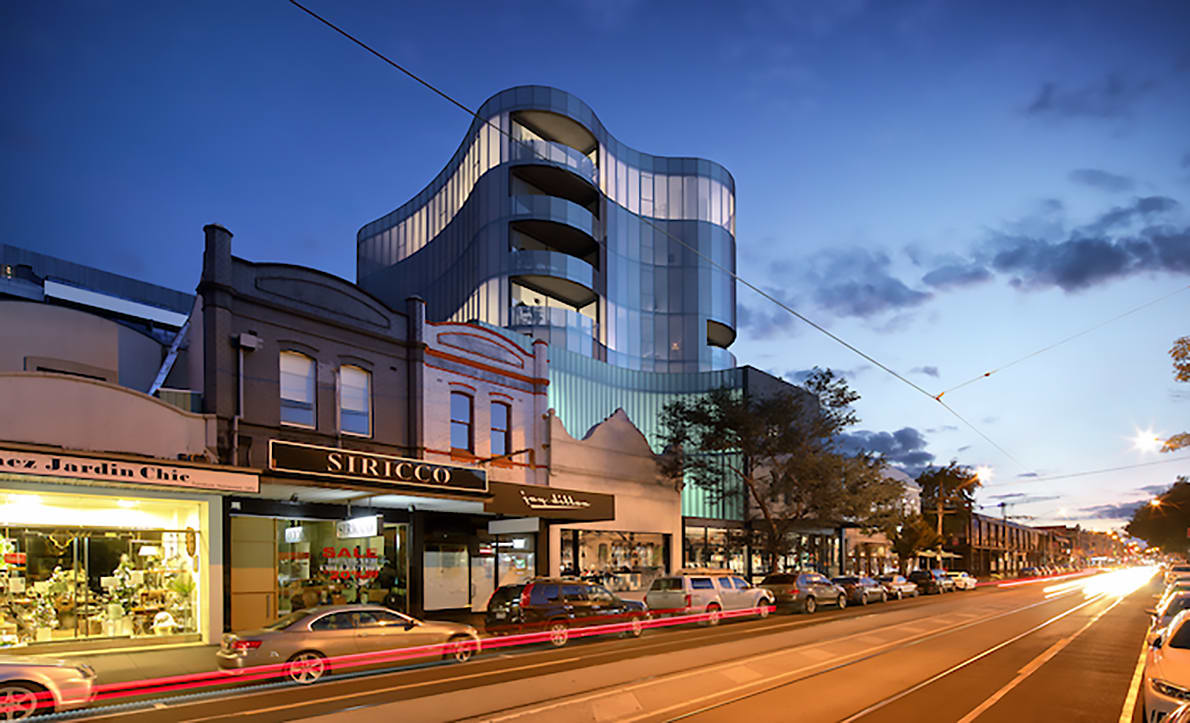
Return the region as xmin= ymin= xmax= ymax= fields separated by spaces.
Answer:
xmin=921 ymin=263 xmax=993 ymax=290
xmin=1078 ymin=501 xmax=1145 ymax=519
xmin=838 ymin=426 xmax=935 ymax=477
xmin=910 ymin=365 xmax=939 ymax=377
xmin=1025 ymin=74 xmax=1156 ymax=120
xmin=1069 ymin=168 xmax=1135 ymax=193
xmin=799 ymin=248 xmax=932 ymax=319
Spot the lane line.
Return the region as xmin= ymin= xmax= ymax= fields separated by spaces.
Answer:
xmin=955 ymin=594 xmax=1126 ymax=722
xmin=1119 ymin=637 xmax=1151 ymax=723
xmin=837 ymin=593 xmax=1105 ymax=722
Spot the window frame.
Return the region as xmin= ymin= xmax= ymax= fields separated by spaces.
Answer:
xmin=279 ymin=350 xmax=317 ymax=429
xmin=338 ymin=364 xmax=373 ymax=438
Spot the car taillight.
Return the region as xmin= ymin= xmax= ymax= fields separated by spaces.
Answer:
xmin=233 ymin=639 xmax=262 ymax=652
xmin=520 ymin=584 xmax=533 ymax=608
xmin=684 ymin=593 xmax=692 ymax=608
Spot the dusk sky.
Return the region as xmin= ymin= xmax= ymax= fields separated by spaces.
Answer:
xmin=3 ymin=1 xmax=1187 ymax=531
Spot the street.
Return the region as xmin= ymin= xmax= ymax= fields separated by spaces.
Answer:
xmin=60 ymin=569 xmax=1158 ymax=723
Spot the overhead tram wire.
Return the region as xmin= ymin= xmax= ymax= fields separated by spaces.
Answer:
xmin=286 ymin=0 xmax=1026 ymax=470
xmin=934 ymin=284 xmax=1190 ymax=401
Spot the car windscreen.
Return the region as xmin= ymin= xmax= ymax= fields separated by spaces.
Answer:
xmin=650 ymin=577 xmax=682 ymax=591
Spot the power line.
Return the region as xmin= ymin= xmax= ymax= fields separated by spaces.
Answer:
xmin=934 ymin=284 xmax=1190 ymax=400
xmin=287 ymin=0 xmax=1027 ymax=471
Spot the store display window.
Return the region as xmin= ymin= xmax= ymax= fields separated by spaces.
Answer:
xmin=276 ymin=520 xmax=408 ymax=615
xmin=0 ymin=489 xmax=205 ymax=647
xmin=560 ymin=530 xmax=669 ymax=592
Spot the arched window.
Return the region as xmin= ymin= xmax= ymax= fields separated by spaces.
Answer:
xmin=279 ymin=351 xmax=316 ymax=427
xmin=339 ymin=365 xmax=371 ymax=437
xmin=450 ymin=392 xmax=473 ymax=452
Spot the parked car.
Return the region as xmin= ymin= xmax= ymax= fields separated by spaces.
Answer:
xmin=876 ymin=574 xmax=919 ymax=599
xmin=832 ymin=576 xmax=888 ymax=605
xmin=486 ymin=578 xmax=649 ymax=647
xmin=216 ymin=605 xmax=481 ymax=683
xmin=1144 ymin=609 xmax=1190 ymax=723
xmin=948 ymin=571 xmax=978 ymax=590
xmin=1149 ymin=592 xmax=1190 ymax=644
xmin=758 ymin=571 xmax=847 ymax=613
xmin=908 ymin=569 xmax=956 ymax=594
xmin=0 ymin=656 xmax=96 ymax=719
xmin=646 ymin=568 xmax=775 ymax=624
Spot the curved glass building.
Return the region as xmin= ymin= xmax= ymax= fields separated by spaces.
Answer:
xmin=357 ymin=86 xmax=737 ymax=373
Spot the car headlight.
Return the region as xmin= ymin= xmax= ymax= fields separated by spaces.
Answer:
xmin=1153 ymin=679 xmax=1190 ymax=701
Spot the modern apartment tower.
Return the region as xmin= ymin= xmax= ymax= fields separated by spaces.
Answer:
xmin=357 ymin=86 xmax=737 ymax=373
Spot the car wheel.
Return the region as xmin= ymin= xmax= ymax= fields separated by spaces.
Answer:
xmin=804 ymin=597 xmax=817 ymax=615
xmin=0 ymin=682 xmax=47 ymax=720
xmin=446 ymin=635 xmax=478 ymax=663
xmin=286 ymin=651 xmax=328 ymax=684
xmin=548 ymin=620 xmax=570 ymax=647
xmin=836 ymin=594 xmax=847 ymax=609
xmin=706 ymin=603 xmax=722 ymax=626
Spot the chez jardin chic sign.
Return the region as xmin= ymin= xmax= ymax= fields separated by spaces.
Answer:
xmin=268 ymin=440 xmax=487 ymax=496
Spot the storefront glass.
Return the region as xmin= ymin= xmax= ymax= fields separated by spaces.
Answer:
xmin=0 ymin=489 xmax=204 ymax=647
xmin=276 ymin=520 xmax=409 ymax=615
xmin=561 ymin=530 xmax=669 ymax=592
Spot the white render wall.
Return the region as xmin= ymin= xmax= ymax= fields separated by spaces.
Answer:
xmin=546 ymin=409 xmax=682 ymax=576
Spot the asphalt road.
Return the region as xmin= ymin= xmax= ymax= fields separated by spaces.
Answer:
xmin=65 ymin=570 xmax=1159 ymax=723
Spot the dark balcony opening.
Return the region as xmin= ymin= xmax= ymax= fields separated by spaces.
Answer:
xmin=512 ymin=274 xmax=597 ymax=309
xmin=510 ymin=220 xmax=599 ymax=269
xmin=510 ymin=165 xmax=599 ymax=215
xmin=707 ymin=319 xmax=735 ymax=349
xmin=512 ymin=110 xmax=597 ymax=156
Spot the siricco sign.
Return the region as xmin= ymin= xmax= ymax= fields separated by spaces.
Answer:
xmin=0 ymin=447 xmax=260 ymax=493
xmin=268 ymin=440 xmax=487 ymax=496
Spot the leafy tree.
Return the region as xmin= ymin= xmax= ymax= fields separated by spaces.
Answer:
xmin=1127 ymin=476 xmax=1190 ymax=553
xmin=1164 ymin=336 xmax=1189 ymax=452
xmin=659 ymin=368 xmax=905 ymax=572
xmin=917 ymin=462 xmax=980 ymax=543
xmin=886 ymin=512 xmax=941 ymax=574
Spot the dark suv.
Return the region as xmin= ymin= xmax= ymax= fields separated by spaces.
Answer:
xmin=908 ymin=569 xmax=956 ymax=594
xmin=484 ymin=578 xmax=649 ymax=647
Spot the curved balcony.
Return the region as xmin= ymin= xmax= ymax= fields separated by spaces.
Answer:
xmin=508 ymin=195 xmax=600 ymax=263
xmin=509 ymin=137 xmax=598 ymax=184
xmin=508 ymin=250 xmax=596 ymax=307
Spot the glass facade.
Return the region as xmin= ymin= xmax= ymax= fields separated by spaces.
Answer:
xmin=358 ymin=86 xmax=737 ymax=374
xmin=0 ymin=489 xmax=205 ymax=646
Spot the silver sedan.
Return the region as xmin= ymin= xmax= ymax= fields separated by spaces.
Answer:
xmin=0 ymin=656 xmax=95 ymax=720
xmin=216 ymin=605 xmax=481 ymax=684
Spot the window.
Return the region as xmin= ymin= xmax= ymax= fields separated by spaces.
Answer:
xmin=339 ymin=365 xmax=371 ymax=436
xmin=280 ymin=351 xmax=316 ymax=427
xmin=491 ymin=401 xmax=510 ymax=457
xmin=450 ymin=392 xmax=473 ymax=451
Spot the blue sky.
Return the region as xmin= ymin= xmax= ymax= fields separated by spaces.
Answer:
xmin=3 ymin=0 xmax=1187 ymax=530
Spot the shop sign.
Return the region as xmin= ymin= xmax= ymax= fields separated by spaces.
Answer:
xmin=269 ymin=440 xmax=487 ymax=495
xmin=486 ymin=481 xmax=614 ymax=521
xmin=336 ymin=515 xmax=381 ymax=540
xmin=0 ymin=447 xmax=259 ymax=493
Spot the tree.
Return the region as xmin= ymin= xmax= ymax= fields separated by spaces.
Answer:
xmin=886 ymin=512 xmax=941 ymax=574
xmin=659 ymin=368 xmax=905 ymax=572
xmin=917 ymin=462 xmax=980 ymax=544
xmin=1164 ymin=336 xmax=1190 ymax=452
xmin=1127 ymin=476 xmax=1190 ymax=553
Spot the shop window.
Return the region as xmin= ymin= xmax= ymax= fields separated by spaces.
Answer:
xmin=339 ymin=365 xmax=371 ymax=437
xmin=450 ymin=392 xmax=473 ymax=452
xmin=490 ymin=401 xmax=510 ymax=458
xmin=280 ymin=351 xmax=316 ymax=427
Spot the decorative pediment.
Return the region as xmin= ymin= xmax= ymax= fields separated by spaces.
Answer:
xmin=437 ymin=331 xmax=525 ymax=368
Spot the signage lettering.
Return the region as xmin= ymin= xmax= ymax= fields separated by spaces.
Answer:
xmin=270 ymin=440 xmax=486 ymax=495
xmin=0 ymin=448 xmax=259 ymax=493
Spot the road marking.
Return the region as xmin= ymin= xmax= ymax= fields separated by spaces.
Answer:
xmin=1119 ymin=637 xmax=1151 ymax=723
xmin=838 ymin=593 xmax=1105 ymax=722
xmin=955 ymin=594 xmax=1125 ymax=722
